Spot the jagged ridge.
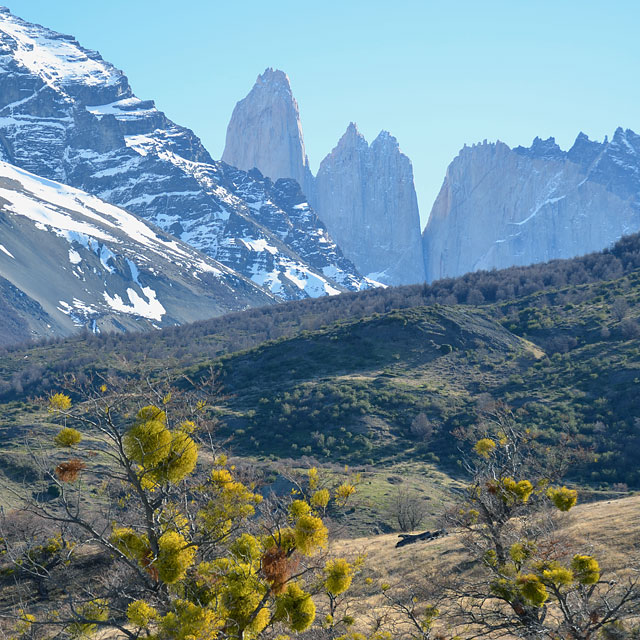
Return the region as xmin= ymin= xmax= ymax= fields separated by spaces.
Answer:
xmin=423 ymin=130 xmax=640 ymax=281
xmin=223 ymin=69 xmax=425 ymax=286
xmin=0 ymin=9 xmax=372 ymax=301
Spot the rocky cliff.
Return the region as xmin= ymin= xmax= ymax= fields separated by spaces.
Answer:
xmin=423 ymin=132 xmax=640 ymax=281
xmin=0 ymin=9 xmax=371 ymax=301
xmin=223 ymin=70 xmax=425 ymax=285
xmin=314 ymin=124 xmax=425 ymax=285
xmin=222 ymin=68 xmax=315 ymax=199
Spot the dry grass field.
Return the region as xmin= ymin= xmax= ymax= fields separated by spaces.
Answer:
xmin=329 ymin=495 xmax=640 ymax=633
xmin=334 ymin=495 xmax=640 ymax=577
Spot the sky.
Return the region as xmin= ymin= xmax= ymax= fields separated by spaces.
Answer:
xmin=11 ymin=0 xmax=640 ymax=226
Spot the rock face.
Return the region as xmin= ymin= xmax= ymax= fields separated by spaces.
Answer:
xmin=314 ymin=124 xmax=425 ymax=285
xmin=0 ymin=161 xmax=273 ymax=343
xmin=0 ymin=9 xmax=372 ymax=301
xmin=222 ymin=68 xmax=314 ymax=199
xmin=423 ymin=132 xmax=640 ymax=282
xmin=223 ymin=71 xmax=426 ymax=286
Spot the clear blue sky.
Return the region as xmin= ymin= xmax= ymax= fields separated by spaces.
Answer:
xmin=11 ymin=0 xmax=640 ymax=226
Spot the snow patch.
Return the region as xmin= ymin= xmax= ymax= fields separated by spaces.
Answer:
xmin=241 ymin=238 xmax=279 ymax=254
xmin=126 ymin=258 xmax=141 ymax=286
xmin=99 ymin=244 xmax=116 ymax=273
xmin=103 ymin=286 xmax=165 ymax=321
xmin=86 ymin=97 xmax=156 ymax=121
xmin=0 ymin=244 xmax=15 ymax=258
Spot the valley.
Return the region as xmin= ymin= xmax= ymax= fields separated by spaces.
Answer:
xmin=0 ymin=5 xmax=639 ymax=639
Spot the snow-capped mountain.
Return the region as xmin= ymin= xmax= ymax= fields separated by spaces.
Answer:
xmin=0 ymin=160 xmax=273 ymax=343
xmin=222 ymin=69 xmax=424 ymax=286
xmin=0 ymin=7 xmax=372 ymax=301
xmin=423 ymin=131 xmax=640 ymax=281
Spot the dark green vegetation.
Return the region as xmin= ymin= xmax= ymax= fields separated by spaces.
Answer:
xmin=208 ymin=279 xmax=640 ymax=487
xmin=2 ymin=233 xmax=640 ymax=495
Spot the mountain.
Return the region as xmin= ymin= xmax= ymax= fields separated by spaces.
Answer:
xmin=423 ymin=131 xmax=640 ymax=281
xmin=222 ymin=69 xmax=425 ymax=286
xmin=0 ymin=160 xmax=273 ymax=344
xmin=314 ymin=124 xmax=425 ymax=285
xmin=0 ymin=8 xmax=372 ymax=301
xmin=222 ymin=68 xmax=315 ymax=200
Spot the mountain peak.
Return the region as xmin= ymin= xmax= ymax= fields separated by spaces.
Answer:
xmin=514 ymin=136 xmax=565 ymax=160
xmin=567 ymin=131 xmax=603 ymax=167
xmin=372 ymin=130 xmax=399 ymax=149
xmin=222 ymin=68 xmax=313 ymax=194
xmin=0 ymin=8 xmax=129 ymax=103
xmin=315 ymin=124 xmax=425 ymax=285
xmin=330 ymin=123 xmax=368 ymax=154
xmin=256 ymin=67 xmax=290 ymax=88
xmin=610 ymin=127 xmax=640 ymax=149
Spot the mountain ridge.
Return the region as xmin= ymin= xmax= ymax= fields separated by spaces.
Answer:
xmin=423 ymin=130 xmax=640 ymax=281
xmin=0 ymin=159 xmax=274 ymax=342
xmin=222 ymin=67 xmax=640 ymax=287
xmin=0 ymin=9 xmax=373 ymax=302
xmin=223 ymin=70 xmax=425 ymax=286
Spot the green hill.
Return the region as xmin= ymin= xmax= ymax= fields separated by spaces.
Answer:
xmin=2 ymin=235 xmax=640 ymax=496
xmin=202 ymin=271 xmax=640 ymax=487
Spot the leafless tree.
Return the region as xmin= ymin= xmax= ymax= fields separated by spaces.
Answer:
xmin=390 ymin=488 xmax=427 ymax=532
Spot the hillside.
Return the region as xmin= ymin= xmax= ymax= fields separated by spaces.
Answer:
xmin=204 ymin=271 xmax=640 ymax=488
xmin=2 ymin=230 xmax=640 ymax=390
xmin=0 ymin=161 xmax=274 ymax=344
xmin=331 ymin=495 xmax=640 ymax=628
xmin=335 ymin=494 xmax=640 ymax=586
xmin=1 ymin=233 xmax=640 ymax=498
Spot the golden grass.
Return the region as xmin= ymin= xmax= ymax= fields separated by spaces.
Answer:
xmin=329 ymin=495 xmax=640 ymax=631
xmin=334 ymin=494 xmax=640 ymax=575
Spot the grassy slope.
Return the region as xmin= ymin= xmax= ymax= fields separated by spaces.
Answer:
xmin=207 ymin=305 xmax=538 ymax=462
xmin=330 ymin=495 xmax=640 ymax=629
xmin=2 ymin=271 xmax=640 ymax=513
xmin=198 ymin=273 xmax=640 ymax=487
xmin=2 ymin=251 xmax=640 ymax=537
xmin=334 ymin=494 xmax=640 ymax=580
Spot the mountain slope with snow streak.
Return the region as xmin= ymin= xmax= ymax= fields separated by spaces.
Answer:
xmin=0 ymin=161 xmax=274 ymax=343
xmin=423 ymin=133 xmax=640 ymax=281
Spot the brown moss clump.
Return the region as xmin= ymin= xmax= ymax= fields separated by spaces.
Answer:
xmin=262 ymin=547 xmax=298 ymax=594
xmin=55 ymin=459 xmax=87 ymax=482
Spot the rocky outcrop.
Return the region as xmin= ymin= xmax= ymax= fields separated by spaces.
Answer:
xmin=222 ymin=68 xmax=315 ymax=201
xmin=0 ymin=9 xmax=372 ymax=301
xmin=222 ymin=71 xmax=426 ymax=286
xmin=423 ymin=132 xmax=640 ymax=282
xmin=314 ymin=124 xmax=425 ymax=285
xmin=0 ymin=161 xmax=273 ymax=342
